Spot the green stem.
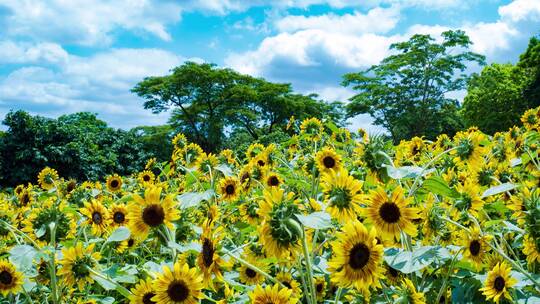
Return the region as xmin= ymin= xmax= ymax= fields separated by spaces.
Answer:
xmin=334 ymin=287 xmax=343 ymax=304
xmin=49 ymin=222 xmax=59 ymax=304
xmin=301 ymin=230 xmax=317 ymax=304
xmin=436 ymin=248 xmax=462 ymax=302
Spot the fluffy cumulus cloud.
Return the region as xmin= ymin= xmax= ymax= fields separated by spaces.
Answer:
xmin=0 ymin=41 xmax=68 ymax=64
xmin=0 ymin=0 xmax=183 ymax=45
xmin=0 ymin=48 xmax=184 ymax=128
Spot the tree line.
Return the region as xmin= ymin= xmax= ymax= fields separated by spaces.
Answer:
xmin=0 ymin=30 xmax=538 ymax=187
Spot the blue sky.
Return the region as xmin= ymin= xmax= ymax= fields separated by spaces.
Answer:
xmin=0 ymin=0 xmax=539 ymax=132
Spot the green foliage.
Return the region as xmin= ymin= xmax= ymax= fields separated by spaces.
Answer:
xmin=343 ymin=30 xmax=485 ymax=143
xmin=130 ymin=125 xmax=173 ymax=162
xmin=462 ymin=63 xmax=531 ymax=134
xmin=0 ymin=111 xmax=149 ymax=187
xmin=518 ymin=36 xmax=540 ymax=106
xmin=133 ymin=61 xmax=344 ymax=152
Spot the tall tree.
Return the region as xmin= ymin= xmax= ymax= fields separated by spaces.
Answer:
xmin=518 ymin=36 xmax=540 ymax=106
xmin=133 ymin=62 xmax=344 ymax=152
xmin=343 ymin=30 xmax=485 ymax=142
xmin=462 ymin=63 xmax=530 ymax=134
xmin=0 ymin=111 xmax=148 ymax=187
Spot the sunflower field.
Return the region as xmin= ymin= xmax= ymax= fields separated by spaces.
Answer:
xmin=1 ymin=108 xmax=540 ymax=304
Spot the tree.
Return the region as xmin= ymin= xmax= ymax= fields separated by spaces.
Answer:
xmin=133 ymin=62 xmax=344 ymax=152
xmin=462 ymin=63 xmax=530 ymax=134
xmin=518 ymin=36 xmax=540 ymax=107
xmin=343 ymin=30 xmax=485 ymax=143
xmin=0 ymin=111 xmax=149 ymax=187
xmin=130 ymin=125 xmax=174 ymax=162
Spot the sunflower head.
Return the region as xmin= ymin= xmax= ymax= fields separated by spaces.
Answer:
xmin=138 ymin=170 xmax=155 ymax=185
xmin=38 ymin=167 xmax=59 ymax=190
xmin=315 ymin=148 xmax=342 ymax=173
xmin=300 ymin=117 xmax=324 ymax=140
xmin=80 ymin=199 xmax=110 ymax=236
xmin=58 ymin=243 xmax=101 ymax=291
xmin=479 ymin=262 xmax=517 ymax=303
xmin=218 ymin=176 xmax=240 ymax=202
xmin=328 ymin=221 xmax=384 ymax=293
xmin=130 ymin=278 xmax=157 ymax=304
xmin=249 ymin=283 xmax=299 ymax=304
xmin=0 ymin=260 xmax=23 ymax=296
xmin=153 ymin=262 xmax=204 ymax=304
xmin=106 ymin=174 xmax=123 ymax=192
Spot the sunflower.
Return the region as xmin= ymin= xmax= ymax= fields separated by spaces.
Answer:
xmin=218 ymin=177 xmax=240 ymax=202
xmin=265 ymin=172 xmax=282 ymax=188
xmin=258 ymin=188 xmax=301 ymax=259
xmin=197 ymin=223 xmax=230 ymax=289
xmin=238 ymin=256 xmax=267 ymax=285
xmin=106 ymin=174 xmax=123 ymax=193
xmin=452 ymin=131 xmax=485 ymax=168
xmin=128 ymin=187 xmax=179 ymax=240
xmin=23 ymin=198 xmax=76 ymax=245
xmin=249 ymin=284 xmax=299 ymax=304
xmin=300 ymin=117 xmax=324 ymax=140
xmin=116 ymin=236 xmax=139 ymax=254
xmin=183 ymin=143 xmax=204 ymax=166
xmin=0 ymin=260 xmax=23 ymax=296
xmin=246 ymin=143 xmax=265 ymax=160
xmin=321 ymin=168 xmax=363 ymax=223
xmin=461 ymin=226 xmax=492 ymax=269
xmin=80 ymin=199 xmax=109 ymax=236
xmin=38 ymin=167 xmax=59 ymax=190
xmin=451 ymin=180 xmax=484 ymax=221
xmin=138 ymin=170 xmax=155 ymax=185
xmin=364 ymin=186 xmax=419 ymax=240
xmin=130 ymin=278 xmax=157 ymax=304
xmin=108 ymin=203 xmax=129 ymax=228
xmin=328 ymin=221 xmax=383 ymax=293
xmin=315 ymin=148 xmax=342 ymax=173
xmin=172 ymin=133 xmax=188 ymax=149
xmin=479 ymin=262 xmax=517 ymax=303
xmin=152 ymin=262 xmax=204 ymax=304
xmin=314 ymin=276 xmax=327 ymax=301
xmin=239 ymin=200 xmax=261 ymax=226
xmin=276 ymin=272 xmax=301 ymax=296
xmin=58 ymin=242 xmax=101 ymax=291
xmin=396 ymin=278 xmax=426 ymax=304
xmin=523 ymin=234 xmax=540 ymax=265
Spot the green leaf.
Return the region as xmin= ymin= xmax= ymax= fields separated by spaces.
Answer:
xmin=91 ymin=274 xmax=116 ymax=291
xmin=386 ymin=165 xmax=434 ymax=179
xmin=384 ymin=246 xmax=450 ymax=274
xmin=422 ymin=176 xmax=460 ymax=198
xmin=177 ymin=190 xmax=214 ymax=209
xmin=106 ymin=227 xmax=131 ymax=242
xmin=9 ymin=245 xmax=37 ymax=272
xmin=481 ymin=183 xmax=518 ymax=198
xmin=215 ymin=164 xmax=233 ymax=176
xmin=296 ymin=212 xmax=332 ymax=230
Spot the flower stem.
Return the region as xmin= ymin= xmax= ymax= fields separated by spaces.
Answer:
xmin=222 ymin=248 xmax=285 ymax=289
xmin=87 ymin=267 xmax=132 ymax=298
xmin=49 ymin=222 xmax=59 ymax=304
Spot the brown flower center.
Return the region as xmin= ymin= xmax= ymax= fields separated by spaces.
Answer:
xmin=110 ymin=179 xmax=120 ymax=189
xmin=167 ymin=280 xmax=190 ymax=302
xmin=92 ymin=212 xmax=103 ymax=224
xmin=245 ymin=268 xmax=257 ymax=278
xmin=225 ymin=184 xmax=235 ymax=195
xmin=113 ymin=211 xmax=125 ymax=224
xmin=494 ymin=276 xmax=505 ymax=292
xmin=142 ymin=292 xmax=156 ymax=304
xmin=348 ymin=243 xmax=370 ymax=270
xmin=0 ymin=270 xmax=13 ymax=285
xmin=268 ymin=176 xmax=280 ymax=186
xmin=469 ymin=240 xmax=481 ymax=256
xmin=379 ymin=202 xmax=401 ymax=223
xmin=142 ymin=204 xmax=165 ymax=227
xmin=202 ymin=238 xmax=215 ymax=267
xmin=323 ymin=156 xmax=336 ymax=169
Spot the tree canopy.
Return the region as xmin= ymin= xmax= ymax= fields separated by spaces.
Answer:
xmin=133 ymin=62 xmax=344 ymax=152
xmin=0 ymin=111 xmax=149 ymax=187
xmin=343 ymin=30 xmax=485 ymax=142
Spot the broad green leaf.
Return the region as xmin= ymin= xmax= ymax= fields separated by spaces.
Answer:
xmin=481 ymin=183 xmax=518 ymax=198
xmin=106 ymin=227 xmax=130 ymax=242
xmin=9 ymin=245 xmax=37 ymax=272
xmin=384 ymin=246 xmax=450 ymax=274
xmin=178 ymin=190 xmax=214 ymax=209
xmin=296 ymin=212 xmax=332 ymax=230
xmin=422 ymin=176 xmax=460 ymax=198
xmin=215 ymin=164 xmax=233 ymax=176
xmin=386 ymin=165 xmax=434 ymax=179
xmin=91 ymin=274 xmax=116 ymax=290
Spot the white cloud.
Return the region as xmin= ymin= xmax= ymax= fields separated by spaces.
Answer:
xmin=275 ymin=6 xmax=400 ymax=34
xmin=0 ymin=41 xmax=68 ymax=64
xmin=0 ymin=48 xmax=184 ymax=128
xmin=499 ymin=0 xmax=540 ymax=23
xmin=0 ymin=0 xmax=182 ymax=46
